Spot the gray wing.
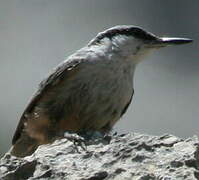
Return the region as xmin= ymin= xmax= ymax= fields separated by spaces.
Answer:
xmin=12 ymin=58 xmax=83 ymax=144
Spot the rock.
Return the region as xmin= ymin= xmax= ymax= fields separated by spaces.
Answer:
xmin=1 ymin=133 xmax=199 ymax=179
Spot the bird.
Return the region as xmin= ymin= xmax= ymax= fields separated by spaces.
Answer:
xmin=10 ymin=25 xmax=192 ymax=157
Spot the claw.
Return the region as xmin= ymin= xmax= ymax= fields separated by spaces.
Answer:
xmin=63 ymin=130 xmax=114 ymax=152
xmin=64 ymin=132 xmax=87 ymax=152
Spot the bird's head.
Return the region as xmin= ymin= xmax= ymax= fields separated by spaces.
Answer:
xmin=89 ymin=25 xmax=192 ymax=63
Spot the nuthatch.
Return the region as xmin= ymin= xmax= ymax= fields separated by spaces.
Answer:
xmin=11 ymin=25 xmax=192 ymax=157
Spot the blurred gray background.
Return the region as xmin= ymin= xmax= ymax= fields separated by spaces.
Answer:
xmin=0 ymin=0 xmax=198 ymax=156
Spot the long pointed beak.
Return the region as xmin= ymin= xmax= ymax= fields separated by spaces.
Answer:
xmin=160 ymin=37 xmax=193 ymax=45
xmin=152 ymin=37 xmax=193 ymax=47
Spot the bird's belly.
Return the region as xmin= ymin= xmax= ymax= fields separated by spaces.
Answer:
xmin=58 ymin=73 xmax=133 ymax=132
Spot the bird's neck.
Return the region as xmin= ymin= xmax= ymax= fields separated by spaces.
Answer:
xmin=88 ymin=36 xmax=151 ymax=65
xmin=86 ymin=37 xmax=137 ymax=75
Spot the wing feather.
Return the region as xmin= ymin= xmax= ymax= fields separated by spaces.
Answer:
xmin=12 ymin=58 xmax=82 ymax=144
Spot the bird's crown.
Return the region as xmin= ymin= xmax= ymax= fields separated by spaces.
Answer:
xmin=90 ymin=25 xmax=157 ymax=45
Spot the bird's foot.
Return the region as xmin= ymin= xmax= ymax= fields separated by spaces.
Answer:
xmin=63 ymin=130 xmax=114 ymax=152
xmin=64 ymin=131 xmax=87 ymax=151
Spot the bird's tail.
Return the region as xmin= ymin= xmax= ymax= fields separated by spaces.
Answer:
xmin=10 ymin=134 xmax=39 ymax=157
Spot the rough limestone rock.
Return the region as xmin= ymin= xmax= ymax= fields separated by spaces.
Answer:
xmin=1 ymin=133 xmax=199 ymax=180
